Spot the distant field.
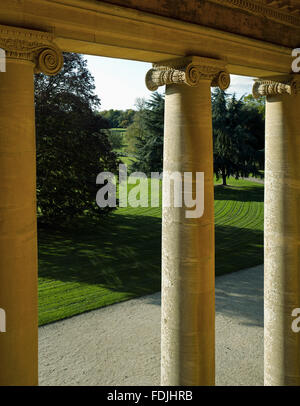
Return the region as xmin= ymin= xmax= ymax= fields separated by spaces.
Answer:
xmin=38 ymin=177 xmax=264 ymax=325
xmin=109 ymin=128 xmax=127 ymax=134
xmin=107 ymin=127 xmax=137 ymax=167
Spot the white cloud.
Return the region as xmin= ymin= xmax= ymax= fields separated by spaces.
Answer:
xmin=226 ymin=75 xmax=254 ymax=98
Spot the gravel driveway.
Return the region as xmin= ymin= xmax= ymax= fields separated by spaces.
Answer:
xmin=39 ymin=264 xmax=263 ymax=386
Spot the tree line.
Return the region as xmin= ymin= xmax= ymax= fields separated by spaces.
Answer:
xmin=101 ymin=109 xmax=135 ymax=129
xmin=126 ymin=89 xmax=264 ymax=186
xmin=35 ymin=53 xmax=265 ymax=225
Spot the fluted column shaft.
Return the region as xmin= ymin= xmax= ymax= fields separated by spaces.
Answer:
xmin=264 ymin=89 xmax=300 ymax=386
xmin=0 ymin=25 xmax=63 ymax=386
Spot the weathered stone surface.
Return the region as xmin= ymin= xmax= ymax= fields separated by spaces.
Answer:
xmin=0 ymin=1 xmax=292 ymax=76
xmin=254 ymin=76 xmax=300 ymax=385
xmin=161 ymin=78 xmax=215 ymax=385
xmin=0 ymin=25 xmax=63 ymax=386
xmin=145 ymin=56 xmax=230 ymax=91
xmin=100 ymin=0 xmax=300 ymax=47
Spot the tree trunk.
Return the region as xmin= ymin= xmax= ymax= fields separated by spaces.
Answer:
xmin=222 ymin=171 xmax=227 ymax=186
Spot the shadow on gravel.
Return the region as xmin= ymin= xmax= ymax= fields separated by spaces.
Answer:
xmin=215 ymin=265 xmax=263 ymax=328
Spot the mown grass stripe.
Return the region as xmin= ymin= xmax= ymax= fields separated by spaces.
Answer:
xmin=38 ymin=177 xmax=264 ymax=325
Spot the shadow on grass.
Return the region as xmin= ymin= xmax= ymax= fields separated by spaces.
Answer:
xmin=38 ymin=211 xmax=263 ymax=326
xmin=214 ymin=184 xmax=264 ymax=203
xmin=215 ymin=224 xmax=263 ymax=276
xmin=38 ymin=213 xmax=162 ymax=298
xmin=39 ymin=218 xmax=263 ymax=287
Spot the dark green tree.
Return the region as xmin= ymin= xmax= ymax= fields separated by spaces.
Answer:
xmin=100 ymin=109 xmax=121 ymax=128
xmin=243 ymin=94 xmax=265 ymax=119
xmin=35 ymin=53 xmax=119 ymax=225
xmin=212 ymin=89 xmax=260 ymax=185
xmin=132 ymin=92 xmax=165 ymax=174
xmin=125 ymin=98 xmax=147 ymax=158
xmin=119 ymin=109 xmax=136 ymax=128
xmin=242 ymin=94 xmax=265 ymax=169
xmin=107 ymin=129 xmax=126 ymax=151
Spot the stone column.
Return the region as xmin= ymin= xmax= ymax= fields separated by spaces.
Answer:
xmin=146 ymin=56 xmax=230 ymax=385
xmin=0 ymin=25 xmax=63 ymax=385
xmin=253 ymin=76 xmax=300 ymax=386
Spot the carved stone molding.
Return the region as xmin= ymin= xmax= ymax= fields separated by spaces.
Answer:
xmin=252 ymin=75 xmax=300 ymax=97
xmin=0 ymin=25 xmax=63 ymax=76
xmin=145 ymin=56 xmax=230 ymax=91
xmin=210 ymin=0 xmax=300 ymax=28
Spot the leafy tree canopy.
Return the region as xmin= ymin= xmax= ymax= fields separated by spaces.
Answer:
xmin=101 ymin=109 xmax=136 ymax=128
xmin=35 ymin=52 xmax=119 ymax=225
xmin=131 ymin=92 xmax=165 ymax=175
xmin=124 ymin=98 xmax=147 ymax=158
xmin=127 ymin=89 xmax=264 ymax=183
xmin=241 ymin=93 xmax=265 ymax=169
xmin=212 ymin=89 xmax=264 ymax=185
xmin=243 ymin=94 xmax=265 ymax=120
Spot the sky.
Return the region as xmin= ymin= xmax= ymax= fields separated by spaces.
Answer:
xmin=85 ymin=55 xmax=254 ymax=111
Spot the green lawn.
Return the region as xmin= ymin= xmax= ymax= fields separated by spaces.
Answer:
xmin=38 ymin=177 xmax=264 ymax=325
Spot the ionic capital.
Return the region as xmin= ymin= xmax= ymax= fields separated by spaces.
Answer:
xmin=145 ymin=56 xmax=230 ymax=91
xmin=252 ymin=75 xmax=300 ymax=98
xmin=0 ymin=24 xmax=63 ymax=76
